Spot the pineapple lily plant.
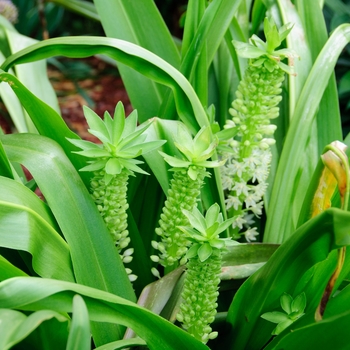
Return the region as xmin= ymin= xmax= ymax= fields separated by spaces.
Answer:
xmin=1 ymin=1 xmax=350 ymax=349
xmin=151 ymin=124 xmax=225 ymax=274
xmin=68 ymin=102 xmax=165 ymax=280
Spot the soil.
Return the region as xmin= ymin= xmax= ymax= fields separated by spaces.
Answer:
xmin=0 ymin=56 xmax=132 ymax=140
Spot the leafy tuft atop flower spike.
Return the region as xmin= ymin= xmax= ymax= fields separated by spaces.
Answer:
xmin=179 ymin=204 xmax=237 ymax=262
xmin=68 ymin=102 xmax=165 ymax=184
xmin=159 ymin=123 xmax=225 ymax=180
xmin=68 ymin=102 xmax=165 ymax=282
xmin=219 ymin=17 xmax=297 ymax=242
xmin=176 ymin=203 xmax=237 ymax=343
xmin=233 ymin=17 xmax=298 ymax=75
xmin=151 ymin=124 xmax=226 ymax=273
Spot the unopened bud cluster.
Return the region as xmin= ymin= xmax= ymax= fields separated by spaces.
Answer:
xmin=177 ymin=252 xmax=221 ymax=343
xmin=220 ymin=60 xmax=285 ymax=241
xmin=91 ymin=168 xmax=137 ymax=282
xmin=152 ymin=167 xmax=207 ymax=270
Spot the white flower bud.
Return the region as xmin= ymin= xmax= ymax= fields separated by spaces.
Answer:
xmin=150 ymin=255 xmax=160 ymax=263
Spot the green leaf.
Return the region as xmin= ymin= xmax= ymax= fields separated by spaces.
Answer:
xmin=182 ymin=207 xmax=207 ymax=233
xmin=186 ymin=244 xmax=201 ymax=259
xmin=272 ymin=318 xmax=294 ymax=335
xmin=280 ymin=293 xmax=293 ymax=314
xmin=105 ymin=158 xmax=122 ymax=175
xmin=0 ymin=36 xmax=209 ymax=134
xmin=1 ymin=133 xmax=135 ymax=344
xmin=93 ymin=0 xmax=180 ymax=122
xmin=291 ymin=292 xmax=306 ymax=314
xmin=197 ymin=243 xmax=213 ymax=262
xmin=0 ymin=255 xmax=28 ymax=280
xmin=0 ymin=70 xmax=90 ymax=185
xmin=0 ymin=309 xmax=68 ymax=350
xmin=261 ymin=311 xmax=289 ymax=324
xmin=66 ymin=295 xmax=91 ymax=350
xmin=226 ymin=208 xmax=350 ymax=349
xmin=264 ymin=23 xmax=350 ymax=243
xmin=0 ymin=277 xmax=208 ymax=350
xmin=49 ymin=0 xmax=100 ymax=21
xmin=205 ymin=203 xmax=221 ymax=227
xmin=83 ymin=106 xmax=109 ymax=140
xmin=0 ymin=176 xmax=74 ymax=282
xmin=112 ymin=102 xmax=126 ymax=144
xmin=266 ymin=310 xmax=350 ymax=349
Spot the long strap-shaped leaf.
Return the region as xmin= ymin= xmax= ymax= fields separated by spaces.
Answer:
xmin=0 ymin=277 xmax=209 ymax=350
xmin=1 ymin=133 xmax=136 ymax=343
xmin=93 ymin=0 xmax=180 ymax=122
xmin=225 ymin=208 xmax=350 ymax=350
xmin=0 ymin=176 xmax=74 ymax=282
xmin=264 ymin=24 xmax=350 ymax=243
xmin=0 ymin=36 xmax=207 ymax=134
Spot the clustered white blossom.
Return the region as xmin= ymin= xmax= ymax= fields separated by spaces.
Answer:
xmin=219 ymin=60 xmax=286 ymax=242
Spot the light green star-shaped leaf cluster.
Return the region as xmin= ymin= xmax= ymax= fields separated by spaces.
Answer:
xmin=159 ymin=124 xmax=225 ymax=180
xmin=233 ymin=17 xmax=298 ymax=75
xmin=68 ymin=102 xmax=165 ymax=184
xmin=179 ymin=203 xmax=238 ymax=262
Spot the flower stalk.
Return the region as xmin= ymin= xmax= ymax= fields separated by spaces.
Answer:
xmin=68 ymin=102 xmax=165 ymax=281
xmin=176 ymin=203 xmax=236 ymax=343
xmin=151 ymin=124 xmax=225 ymax=275
xmin=219 ymin=17 xmax=297 ymax=241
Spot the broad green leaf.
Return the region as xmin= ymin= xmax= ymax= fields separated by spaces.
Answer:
xmin=0 ymin=309 xmax=68 ymax=350
xmin=0 ymin=36 xmax=209 ymax=134
xmin=0 ymin=70 xmax=90 ymax=184
xmin=0 ymin=277 xmax=209 ymax=350
xmin=261 ymin=311 xmax=289 ymax=324
xmin=197 ymin=243 xmax=213 ymax=262
xmin=66 ymin=295 xmax=91 ymax=350
xmin=225 ymin=208 xmax=350 ymax=349
xmin=264 ymin=24 xmax=350 ymax=243
xmin=93 ymin=0 xmax=180 ymax=123
xmin=181 ymin=0 xmax=244 ymax=78
xmin=265 ymin=310 xmax=350 ymax=349
xmin=0 ymin=255 xmax=28 ymax=280
xmin=0 ymin=138 xmax=12 ymax=178
xmin=0 ymin=51 xmax=27 ymax=133
xmin=0 ymin=176 xmax=74 ymax=282
xmin=1 ymin=133 xmax=135 ymax=344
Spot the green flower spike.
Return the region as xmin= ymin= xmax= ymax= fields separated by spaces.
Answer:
xmin=176 ymin=203 xmax=237 ymax=344
xmin=219 ymin=17 xmax=297 ymax=242
xmin=261 ymin=292 xmax=306 ymax=335
xmin=68 ymin=102 xmax=165 ymax=281
xmin=151 ymin=124 xmax=225 ymax=274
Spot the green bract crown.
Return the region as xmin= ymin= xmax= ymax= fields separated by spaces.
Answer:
xmin=179 ymin=203 xmax=238 ymax=262
xmin=68 ymin=102 xmax=165 ymax=183
xmin=159 ymin=124 xmax=225 ymax=180
xmin=233 ymin=17 xmax=298 ymax=74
